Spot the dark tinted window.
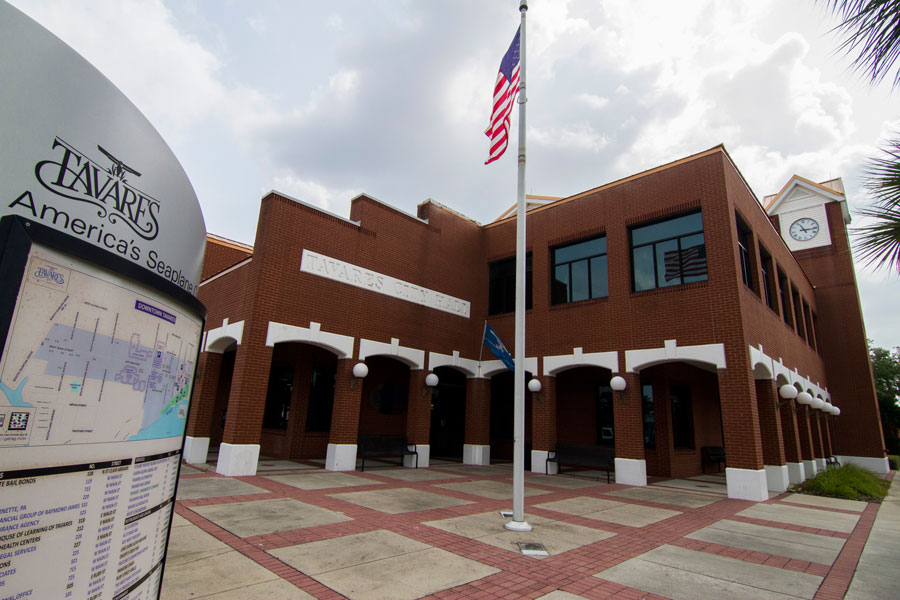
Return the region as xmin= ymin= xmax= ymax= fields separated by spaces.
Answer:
xmin=263 ymin=365 xmax=293 ymax=430
xmin=671 ymin=385 xmax=694 ymax=450
xmin=489 ymin=254 xmax=532 ymax=315
xmin=642 ymin=381 xmax=655 ymax=449
xmin=305 ymin=366 xmax=335 ymax=432
xmin=737 ymin=216 xmax=753 ymax=289
xmin=552 ymin=236 xmax=608 ymax=304
xmin=631 ymin=212 xmax=707 ymax=291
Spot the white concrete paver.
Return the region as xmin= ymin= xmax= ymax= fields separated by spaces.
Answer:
xmin=687 ymin=519 xmax=845 ymax=563
xmin=846 ymin=480 xmax=900 ymax=599
xmin=596 ymin=544 xmax=822 ymax=599
xmin=192 ymin=497 xmax=352 ymax=537
xmin=737 ymin=502 xmax=860 ymax=534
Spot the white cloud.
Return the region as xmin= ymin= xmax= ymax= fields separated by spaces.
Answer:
xmin=329 ymin=69 xmax=360 ymax=96
xmin=10 ymin=0 xmax=227 ymax=137
xmin=247 ymin=15 xmax=266 ymax=35
xmin=269 ymin=174 xmax=359 ymax=217
xmin=576 ymin=93 xmax=609 ymax=110
xmin=531 ymin=122 xmax=609 ymax=153
xmin=327 ymin=14 xmax=344 ymax=31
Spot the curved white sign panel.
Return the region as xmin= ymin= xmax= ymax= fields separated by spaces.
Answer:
xmin=0 ymin=2 xmax=206 ymax=294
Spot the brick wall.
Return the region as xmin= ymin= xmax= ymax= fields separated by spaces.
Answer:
xmin=193 ymin=146 xmax=879 ymax=475
xmin=793 ymin=202 xmax=884 ymax=458
xmin=201 ymin=235 xmax=252 ymax=281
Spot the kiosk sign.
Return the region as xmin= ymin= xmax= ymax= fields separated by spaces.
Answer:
xmin=0 ymin=3 xmax=207 ymax=599
xmin=0 ymin=3 xmax=205 ymax=295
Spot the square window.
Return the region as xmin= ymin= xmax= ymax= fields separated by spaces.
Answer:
xmin=631 ymin=211 xmax=707 ymax=291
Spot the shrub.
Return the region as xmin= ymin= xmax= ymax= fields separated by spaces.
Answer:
xmin=889 ymin=455 xmax=900 ymax=470
xmin=798 ymin=464 xmax=889 ymax=502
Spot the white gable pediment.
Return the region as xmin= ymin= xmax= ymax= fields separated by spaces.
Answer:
xmin=765 ymin=176 xmax=850 ymax=251
xmin=765 ymin=176 xmax=844 ymax=217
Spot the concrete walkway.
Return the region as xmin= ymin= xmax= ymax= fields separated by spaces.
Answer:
xmin=160 ymin=458 xmax=894 ymax=599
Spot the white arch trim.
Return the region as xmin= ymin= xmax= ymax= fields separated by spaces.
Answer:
xmin=788 ymin=368 xmax=831 ymax=403
xmin=745 ymin=346 xmax=834 ymax=404
xmin=478 ymin=357 xmax=538 ymax=379
xmin=625 ymin=339 xmax=726 ymax=372
xmin=428 ymin=351 xmax=479 ymax=377
xmin=265 ymin=321 xmax=354 ymax=359
xmin=749 ymin=345 xmax=774 ymax=380
xmin=772 ymin=356 xmax=792 ymax=385
xmin=543 ymin=347 xmax=618 ymax=376
xmin=359 ymin=337 xmax=426 ymax=370
xmin=204 ymin=318 xmax=244 ymax=353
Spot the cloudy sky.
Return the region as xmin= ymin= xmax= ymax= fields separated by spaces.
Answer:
xmin=8 ymin=0 xmax=900 ymax=349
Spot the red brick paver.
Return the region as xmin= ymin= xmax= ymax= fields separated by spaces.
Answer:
xmin=168 ymin=463 xmax=892 ymax=599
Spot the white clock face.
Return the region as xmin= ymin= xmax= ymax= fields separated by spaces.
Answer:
xmin=789 ymin=217 xmax=819 ymax=241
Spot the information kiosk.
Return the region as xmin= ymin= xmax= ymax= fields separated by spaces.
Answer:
xmin=0 ymin=3 xmax=207 ymax=598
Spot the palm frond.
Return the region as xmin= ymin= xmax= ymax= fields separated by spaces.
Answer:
xmin=820 ymin=0 xmax=900 ymax=88
xmin=853 ymin=203 xmax=900 ymax=272
xmin=863 ymin=135 xmax=900 ymax=210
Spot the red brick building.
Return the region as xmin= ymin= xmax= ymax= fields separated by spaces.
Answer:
xmin=183 ymin=146 xmax=886 ymax=501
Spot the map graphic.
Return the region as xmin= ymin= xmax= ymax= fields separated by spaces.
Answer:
xmin=0 ymin=248 xmax=201 ymax=446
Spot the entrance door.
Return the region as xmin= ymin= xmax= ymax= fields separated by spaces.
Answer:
xmin=429 ymin=367 xmax=466 ymax=458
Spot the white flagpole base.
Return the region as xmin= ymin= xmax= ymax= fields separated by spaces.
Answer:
xmin=504 ymin=519 xmax=533 ymax=532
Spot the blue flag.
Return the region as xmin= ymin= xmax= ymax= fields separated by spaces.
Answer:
xmin=483 ymin=323 xmax=515 ymax=371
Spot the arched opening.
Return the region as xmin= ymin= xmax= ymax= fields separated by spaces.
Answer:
xmin=489 ymin=370 xmax=533 ymax=465
xmin=209 ymin=344 xmax=237 ymax=453
xmin=638 ymin=362 xmax=723 ymax=478
xmin=358 ymin=355 xmax=409 ymax=437
xmin=259 ymin=342 xmax=338 ymax=460
xmin=429 ymin=366 xmax=467 ymax=459
xmin=555 ymin=366 xmax=615 ymax=448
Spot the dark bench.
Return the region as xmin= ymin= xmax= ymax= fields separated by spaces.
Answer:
xmin=825 ymin=456 xmax=841 ymax=468
xmin=357 ymin=435 xmax=418 ymax=471
xmin=546 ymin=444 xmax=615 ymax=483
xmin=702 ymin=446 xmax=726 ymax=473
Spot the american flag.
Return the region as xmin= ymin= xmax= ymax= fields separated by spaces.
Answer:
xmin=485 ymin=27 xmax=521 ymax=165
xmin=664 ymin=244 xmax=707 ymax=282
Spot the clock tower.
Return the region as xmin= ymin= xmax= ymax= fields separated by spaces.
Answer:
xmin=766 ymin=176 xmax=846 ymax=252
xmin=765 ymin=175 xmax=887 ymax=473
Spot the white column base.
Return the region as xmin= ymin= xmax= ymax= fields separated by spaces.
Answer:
xmin=614 ymin=457 xmax=647 ymax=486
xmin=215 ymin=443 xmax=260 ymax=476
xmin=725 ymin=467 xmax=768 ymax=501
xmin=787 ymin=462 xmax=805 ymax=485
xmin=326 ymin=443 xmax=358 ymax=471
xmin=531 ymin=450 xmax=556 ymax=474
xmin=183 ymin=436 xmax=210 ymax=465
xmin=463 ymin=444 xmax=490 ymax=466
xmin=838 ymin=455 xmax=890 ymax=475
xmin=406 ymin=444 xmax=429 ymax=468
xmin=764 ymin=464 xmax=790 ymax=492
xmin=802 ymin=459 xmax=817 ymax=478
xmin=815 ymin=458 xmax=827 ymax=471
xmin=504 ymin=519 xmax=533 ymax=532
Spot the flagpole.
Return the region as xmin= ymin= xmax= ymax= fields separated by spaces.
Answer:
xmin=505 ymin=0 xmax=531 ymax=533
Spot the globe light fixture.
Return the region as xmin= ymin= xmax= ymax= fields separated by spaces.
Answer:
xmin=779 ymin=384 xmax=798 ymax=400
xmin=610 ymin=375 xmax=627 ymax=403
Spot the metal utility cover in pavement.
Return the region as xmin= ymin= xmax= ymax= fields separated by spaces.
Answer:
xmin=518 ymin=542 xmax=550 ymax=557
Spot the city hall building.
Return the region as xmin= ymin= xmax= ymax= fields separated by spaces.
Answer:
xmin=183 ymin=145 xmax=886 ymax=501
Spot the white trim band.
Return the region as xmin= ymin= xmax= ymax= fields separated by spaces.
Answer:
xmin=266 ymin=321 xmax=354 ymax=358
xmin=543 ymin=347 xmax=618 ymax=376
